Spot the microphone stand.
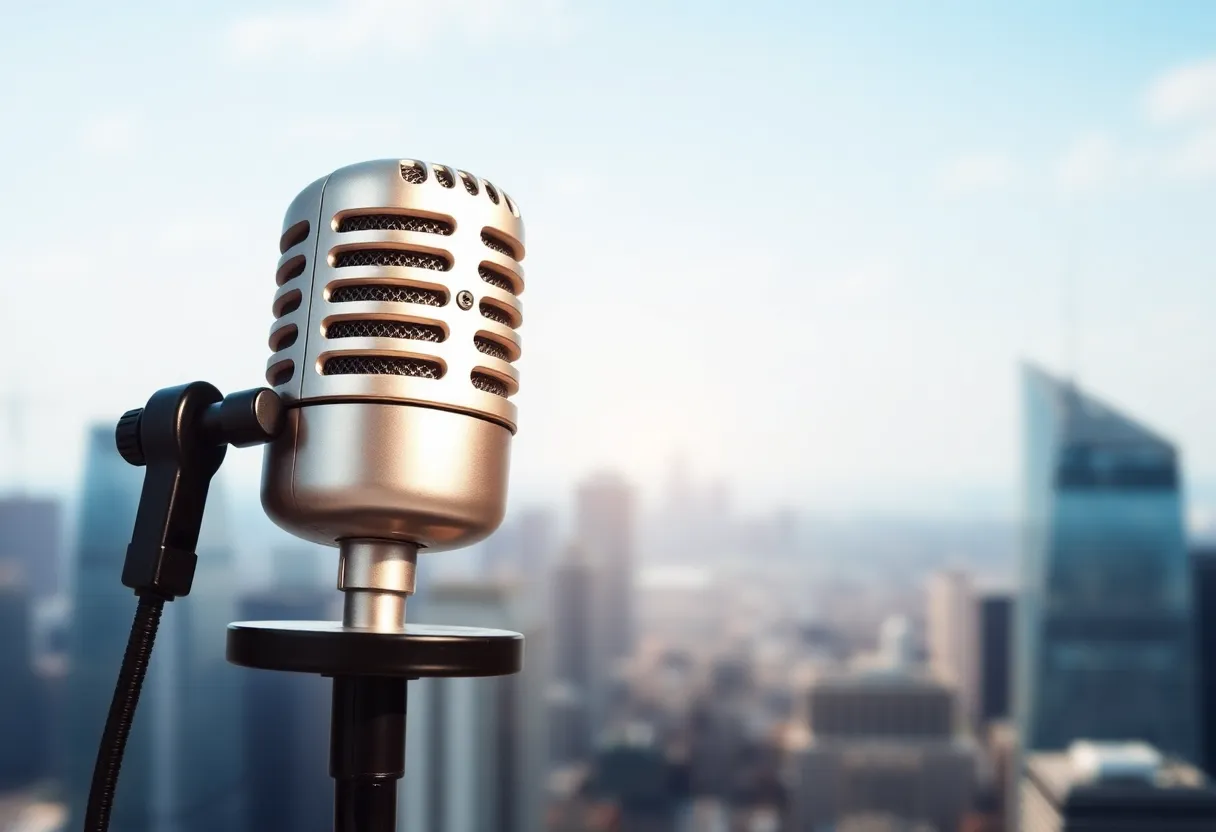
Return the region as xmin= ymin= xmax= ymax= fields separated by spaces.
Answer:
xmin=86 ymin=381 xmax=523 ymax=832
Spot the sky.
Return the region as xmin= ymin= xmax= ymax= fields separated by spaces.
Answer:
xmin=1 ymin=0 xmax=1215 ymax=518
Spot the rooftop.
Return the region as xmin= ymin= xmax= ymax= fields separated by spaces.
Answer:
xmin=1025 ymin=742 xmax=1216 ymax=817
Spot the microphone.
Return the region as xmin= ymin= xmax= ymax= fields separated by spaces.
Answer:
xmin=260 ymin=158 xmax=525 ymax=629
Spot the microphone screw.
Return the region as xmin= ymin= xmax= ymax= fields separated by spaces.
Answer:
xmin=115 ymin=408 xmax=146 ymax=467
xmin=456 ymin=290 xmax=474 ymax=310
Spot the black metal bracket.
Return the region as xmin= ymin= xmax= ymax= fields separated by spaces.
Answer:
xmin=115 ymin=382 xmax=284 ymax=600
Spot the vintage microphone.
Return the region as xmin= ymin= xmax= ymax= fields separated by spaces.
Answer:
xmin=84 ymin=158 xmax=528 ymax=832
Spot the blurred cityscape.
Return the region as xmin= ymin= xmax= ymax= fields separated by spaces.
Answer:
xmin=1 ymin=361 xmax=1216 ymax=832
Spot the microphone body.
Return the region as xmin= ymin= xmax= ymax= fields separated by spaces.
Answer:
xmin=260 ymin=159 xmax=525 ymax=554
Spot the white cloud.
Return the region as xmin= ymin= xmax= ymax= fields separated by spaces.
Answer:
xmin=223 ymin=0 xmax=571 ymax=61
xmin=1055 ymin=133 xmax=1120 ymax=194
xmin=937 ymin=152 xmax=1016 ymax=196
xmin=1145 ymin=57 xmax=1216 ymax=125
xmin=78 ymin=115 xmax=139 ymax=155
xmin=1163 ymin=126 xmax=1216 ymax=180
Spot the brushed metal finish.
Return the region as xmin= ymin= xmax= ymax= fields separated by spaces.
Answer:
xmin=338 ymin=539 xmax=419 ymax=594
xmin=261 ymin=402 xmax=512 ymax=552
xmin=265 ymin=158 xmax=525 ymax=433
xmin=343 ymin=593 xmax=407 ymax=631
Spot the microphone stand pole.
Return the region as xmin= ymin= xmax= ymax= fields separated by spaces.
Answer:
xmin=91 ymin=381 xmax=523 ymax=832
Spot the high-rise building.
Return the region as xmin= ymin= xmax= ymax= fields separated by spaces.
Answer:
xmin=1018 ymin=365 xmax=1196 ymax=761
xmin=575 ymin=472 xmax=637 ymax=734
xmin=1019 ymin=741 xmax=1216 ymax=831
xmin=66 ymin=424 xmax=155 ymax=832
xmin=0 ymin=561 xmax=43 ymax=789
xmin=238 ymin=592 xmax=332 ymax=832
xmin=927 ymin=569 xmax=977 ymax=727
xmin=978 ymin=594 xmax=1013 ymax=726
xmin=66 ymin=425 xmax=244 ymax=832
xmin=584 ymin=722 xmax=682 ymax=832
xmin=786 ymin=628 xmax=978 ymax=832
xmin=551 ymin=545 xmax=595 ymax=763
xmin=402 ymin=581 xmax=547 ymax=832
xmin=158 ymin=478 xmax=245 ymax=832
xmin=1192 ymin=545 xmax=1216 ymax=777
xmin=0 ymin=495 xmax=62 ymax=603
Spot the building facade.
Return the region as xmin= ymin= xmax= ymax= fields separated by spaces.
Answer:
xmin=1018 ymin=366 xmax=1196 ymax=761
xmin=978 ymin=594 xmax=1013 ymax=726
xmin=0 ymin=496 xmax=62 ymax=603
xmin=401 ymin=581 xmax=547 ymax=832
xmin=66 ymin=424 xmax=155 ymax=831
xmin=1020 ymin=742 xmax=1216 ymax=831
xmin=239 ymin=592 xmax=333 ymax=832
xmin=927 ymin=569 xmax=977 ymax=727
xmin=787 ymin=666 xmax=977 ymax=832
xmin=1192 ymin=545 xmax=1216 ymax=777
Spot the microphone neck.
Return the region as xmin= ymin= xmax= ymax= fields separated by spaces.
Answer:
xmin=337 ymin=539 xmax=419 ymax=631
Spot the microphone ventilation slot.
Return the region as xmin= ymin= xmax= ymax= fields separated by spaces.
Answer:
xmin=335 ymin=249 xmax=450 ymax=271
xmin=480 ymin=232 xmax=515 ymax=259
xmin=338 ymin=215 xmax=454 ymax=235
xmin=471 ymin=372 xmax=509 ymax=398
xmin=268 ymin=361 xmax=295 ymax=387
xmin=459 ymin=171 xmax=479 ymax=196
xmin=327 ymin=319 xmax=445 ymax=343
xmin=478 ymin=265 xmax=516 ymax=295
xmin=279 ymin=220 xmax=310 ymax=254
xmin=274 ymin=289 xmax=302 ymax=318
xmin=479 ymin=302 xmax=514 ymax=327
xmin=323 ymin=355 xmax=442 ymax=379
xmin=330 ymin=283 xmax=447 ymax=307
xmin=475 ymin=336 xmax=511 ymax=362
xmin=277 ymin=255 xmax=307 ymax=286
xmin=399 ymin=162 xmax=427 ymax=184
xmin=434 ymin=165 xmax=455 ymax=188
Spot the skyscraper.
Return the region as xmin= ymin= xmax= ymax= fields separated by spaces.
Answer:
xmin=0 ymin=561 xmax=42 ymax=789
xmin=977 ymin=594 xmax=1013 ymax=726
xmin=575 ymin=472 xmax=637 ymax=735
xmin=927 ymin=569 xmax=977 ymax=728
xmin=239 ymin=593 xmax=332 ymax=832
xmin=786 ymin=664 xmax=977 ymax=832
xmin=1020 ymin=741 xmax=1216 ymax=831
xmin=1191 ymin=545 xmax=1216 ymax=776
xmin=66 ymin=425 xmax=245 ymax=832
xmin=0 ymin=495 xmax=62 ymax=603
xmin=401 ymin=581 xmax=547 ymax=832
xmin=1018 ymin=365 xmax=1196 ymax=760
xmin=167 ymin=478 xmax=244 ymax=832
xmin=551 ymin=545 xmax=595 ymax=762
xmin=66 ymin=424 xmax=154 ymax=832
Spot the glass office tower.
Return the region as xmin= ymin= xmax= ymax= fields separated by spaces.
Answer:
xmin=1018 ymin=365 xmax=1196 ymax=761
xmin=67 ymin=424 xmax=154 ymax=831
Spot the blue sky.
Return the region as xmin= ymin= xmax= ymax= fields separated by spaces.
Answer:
xmin=1 ymin=1 xmax=1215 ymax=519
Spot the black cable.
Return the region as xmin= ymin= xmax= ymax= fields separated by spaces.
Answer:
xmin=83 ymin=594 xmax=165 ymax=832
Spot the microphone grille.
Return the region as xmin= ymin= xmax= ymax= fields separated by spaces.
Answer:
xmin=267 ymin=158 xmax=526 ymax=431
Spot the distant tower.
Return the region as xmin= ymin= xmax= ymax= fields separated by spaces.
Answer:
xmin=402 ymin=582 xmax=547 ymax=832
xmin=1018 ymin=365 xmax=1197 ymax=761
xmin=550 ymin=544 xmax=595 ymax=762
xmin=66 ymin=425 xmax=153 ymax=832
xmin=927 ymin=569 xmax=978 ymax=728
xmin=575 ymin=472 xmax=637 ymax=734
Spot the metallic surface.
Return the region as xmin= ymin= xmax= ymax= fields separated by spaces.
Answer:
xmin=261 ymin=159 xmax=524 ymax=552
xmin=338 ymin=540 xmax=417 ymax=631
xmin=266 ymin=158 xmax=525 ymax=430
xmin=262 ymin=402 xmax=512 ymax=552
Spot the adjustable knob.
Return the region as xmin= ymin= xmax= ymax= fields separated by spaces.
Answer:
xmin=115 ymin=408 xmax=146 ymax=467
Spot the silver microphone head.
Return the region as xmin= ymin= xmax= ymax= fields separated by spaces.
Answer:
xmin=261 ymin=159 xmax=525 ymax=554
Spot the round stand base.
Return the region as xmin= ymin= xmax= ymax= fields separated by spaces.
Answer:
xmin=226 ymin=621 xmax=523 ymax=677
